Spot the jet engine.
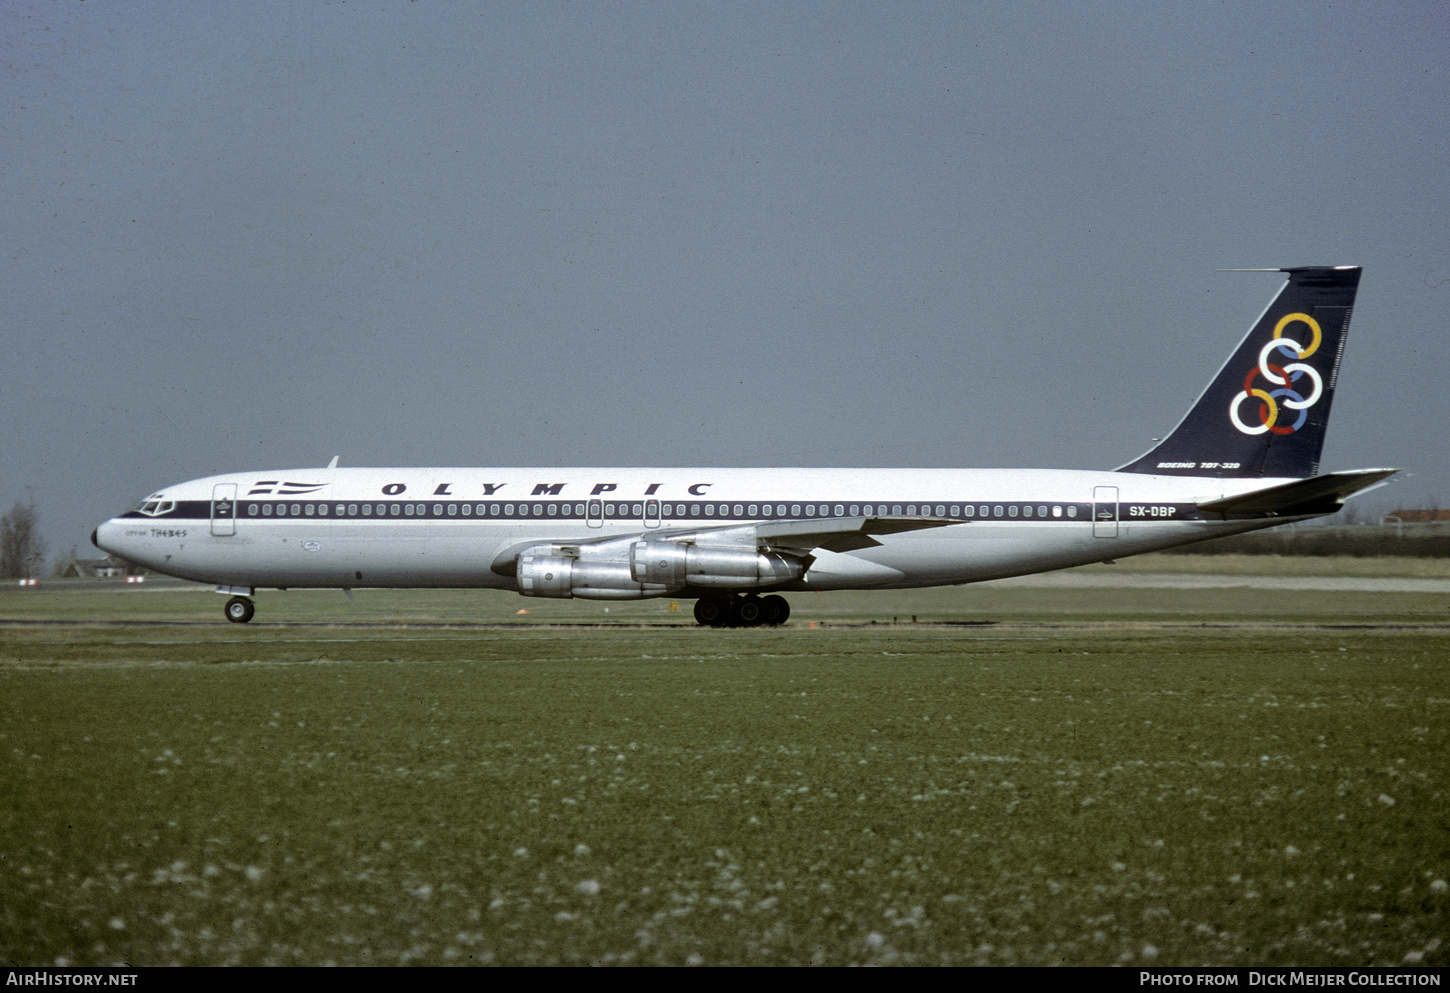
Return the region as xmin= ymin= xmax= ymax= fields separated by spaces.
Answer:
xmin=629 ymin=540 xmax=801 ymax=589
xmin=515 ymin=539 xmax=802 ymax=600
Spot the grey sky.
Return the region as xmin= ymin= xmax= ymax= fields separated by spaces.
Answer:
xmin=4 ymin=1 xmax=1448 ymax=560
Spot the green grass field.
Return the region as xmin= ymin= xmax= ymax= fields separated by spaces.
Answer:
xmin=2 ymin=567 xmax=1447 ymax=966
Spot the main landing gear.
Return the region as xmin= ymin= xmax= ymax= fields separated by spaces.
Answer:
xmin=693 ymin=594 xmax=791 ymax=628
xmin=224 ymin=596 xmax=255 ymax=624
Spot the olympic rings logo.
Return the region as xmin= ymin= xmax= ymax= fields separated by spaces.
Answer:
xmin=1229 ymin=312 xmax=1324 ymax=436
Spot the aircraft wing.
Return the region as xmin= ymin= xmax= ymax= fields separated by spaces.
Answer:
xmin=754 ymin=516 xmax=959 ymax=552
xmin=489 ymin=516 xmax=961 ymax=575
xmin=581 ymin=514 xmax=959 ymax=551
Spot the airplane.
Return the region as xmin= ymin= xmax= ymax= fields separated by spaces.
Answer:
xmin=93 ymin=266 xmax=1396 ymax=627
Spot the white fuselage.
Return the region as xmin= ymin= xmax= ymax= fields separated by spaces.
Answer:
xmin=94 ymin=466 xmax=1305 ymax=595
xmin=90 ymin=267 xmax=1378 ymax=625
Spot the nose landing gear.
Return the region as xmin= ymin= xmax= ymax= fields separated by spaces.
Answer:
xmin=692 ymin=594 xmax=790 ymax=628
xmin=224 ymin=596 xmax=255 ymax=624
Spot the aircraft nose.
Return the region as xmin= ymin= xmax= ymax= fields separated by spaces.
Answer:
xmin=93 ymin=519 xmax=124 ymax=556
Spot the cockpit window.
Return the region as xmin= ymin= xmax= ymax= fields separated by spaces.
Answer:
xmin=136 ymin=494 xmax=177 ymax=517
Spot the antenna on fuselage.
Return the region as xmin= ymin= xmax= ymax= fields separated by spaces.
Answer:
xmin=327 ymin=455 xmax=340 ymax=469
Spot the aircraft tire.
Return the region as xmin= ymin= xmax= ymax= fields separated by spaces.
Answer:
xmin=736 ymin=597 xmax=763 ymax=626
xmin=761 ymin=595 xmax=789 ymax=626
xmin=225 ymin=596 xmax=255 ymax=624
xmin=694 ymin=597 xmax=727 ymax=627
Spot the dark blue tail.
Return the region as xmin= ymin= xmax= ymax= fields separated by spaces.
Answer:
xmin=1116 ymin=266 xmax=1361 ymax=479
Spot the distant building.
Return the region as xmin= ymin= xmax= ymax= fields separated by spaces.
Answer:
xmin=1382 ymin=509 xmax=1450 ymax=537
xmin=53 ymin=556 xmax=133 ymax=579
xmin=1385 ymin=509 xmax=1450 ymax=523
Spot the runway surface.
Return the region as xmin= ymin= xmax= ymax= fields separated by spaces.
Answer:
xmin=987 ymin=571 xmax=1450 ymax=594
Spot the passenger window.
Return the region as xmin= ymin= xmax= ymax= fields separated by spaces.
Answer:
xmin=748 ymin=504 xmax=757 ymax=516
xmin=361 ymin=504 xmax=372 ymax=516
xmin=633 ymin=504 xmax=643 ymax=516
xmin=993 ymin=506 xmax=1003 ymax=517
xmin=504 ymin=504 xmax=514 ymax=516
xmin=950 ymin=505 xmax=959 ymax=516
xmin=449 ymin=504 xmax=459 ymax=516
xmin=1052 ymin=506 xmax=1062 ymax=518
xmin=733 ymin=504 xmax=743 ymax=517
xmin=1009 ymin=506 xmax=1018 ymax=517
xmin=1023 ymin=505 xmax=1032 ymax=518
xmin=705 ymin=504 xmax=715 ymax=516
xmin=1038 ymin=506 xmax=1048 ymax=517
xmin=531 ymin=504 xmax=542 ymax=516
xmin=248 ymin=503 xmax=259 ymax=516
xmin=935 ymin=505 xmax=944 ymax=517
xmin=1067 ymin=506 xmax=1078 ymax=518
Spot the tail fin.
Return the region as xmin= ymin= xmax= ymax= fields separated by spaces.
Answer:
xmin=1116 ymin=266 xmax=1361 ymax=479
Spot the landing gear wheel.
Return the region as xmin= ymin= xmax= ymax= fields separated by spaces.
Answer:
xmin=761 ymin=595 xmax=790 ymax=626
xmin=736 ymin=597 xmax=763 ymax=626
xmin=694 ymin=597 xmax=728 ymax=627
xmin=694 ymin=594 xmax=788 ymax=628
xmin=225 ymin=596 xmax=255 ymax=624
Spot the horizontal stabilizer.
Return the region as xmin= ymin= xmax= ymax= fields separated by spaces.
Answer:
xmin=1196 ymin=468 xmax=1399 ymax=515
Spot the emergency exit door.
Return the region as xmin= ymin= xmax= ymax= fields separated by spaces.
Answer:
xmin=1092 ymin=485 xmax=1119 ymax=538
xmin=211 ymin=483 xmax=237 ymax=536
